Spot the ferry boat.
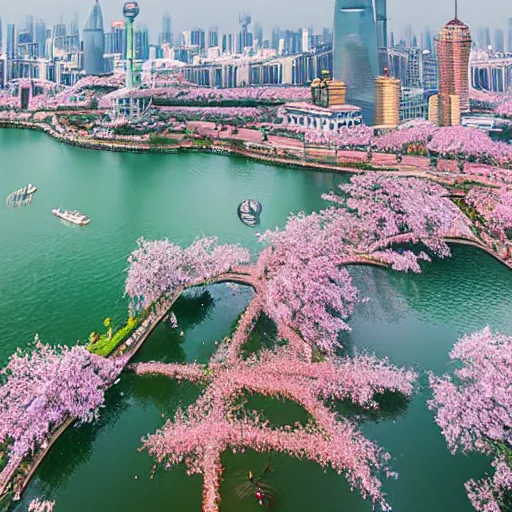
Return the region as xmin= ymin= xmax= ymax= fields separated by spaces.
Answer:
xmin=52 ymin=208 xmax=91 ymax=226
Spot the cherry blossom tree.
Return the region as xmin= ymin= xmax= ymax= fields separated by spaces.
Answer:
xmin=257 ymin=174 xmax=472 ymax=353
xmin=28 ymin=498 xmax=56 ymax=512
xmin=125 ymin=237 xmax=251 ymax=312
xmin=120 ymin=173 xmax=480 ymax=512
xmin=429 ymin=328 xmax=512 ymax=511
xmin=135 ymin=341 xmax=416 ymax=512
xmin=466 ymin=187 xmax=512 ymax=244
xmin=0 ymin=338 xmax=123 ymax=484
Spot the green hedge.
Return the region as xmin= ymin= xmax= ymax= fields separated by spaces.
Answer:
xmin=149 ymin=135 xmax=181 ymax=145
xmin=88 ymin=316 xmax=138 ymax=357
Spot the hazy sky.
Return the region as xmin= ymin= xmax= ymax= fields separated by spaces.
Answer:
xmin=1 ymin=0 xmax=511 ymax=42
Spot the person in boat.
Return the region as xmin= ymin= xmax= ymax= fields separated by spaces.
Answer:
xmin=255 ymin=487 xmax=265 ymax=506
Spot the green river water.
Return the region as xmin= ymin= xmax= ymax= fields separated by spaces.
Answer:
xmin=1 ymin=128 xmax=511 ymax=512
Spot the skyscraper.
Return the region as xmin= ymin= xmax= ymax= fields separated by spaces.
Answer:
xmin=0 ymin=18 xmax=3 ymax=53
xmin=271 ymin=27 xmax=280 ymax=50
xmin=34 ymin=18 xmax=46 ymax=57
xmin=508 ymin=19 xmax=512 ymax=52
xmin=254 ymin=23 xmax=263 ymax=49
xmin=423 ymin=26 xmax=433 ymax=52
xmin=435 ymin=2 xmax=472 ymax=124
xmin=83 ymin=0 xmax=105 ymax=75
xmin=135 ymin=24 xmax=149 ymax=60
xmin=375 ymin=0 xmax=388 ymax=74
xmin=106 ymin=20 xmax=125 ymax=55
xmin=208 ymin=27 xmax=219 ymax=48
xmin=70 ymin=13 xmax=80 ymax=39
xmin=493 ymin=28 xmax=504 ymax=52
xmin=332 ymin=0 xmax=379 ymax=110
xmin=6 ymin=24 xmax=16 ymax=60
xmin=405 ymin=25 xmax=413 ymax=47
xmin=477 ymin=27 xmax=491 ymax=49
xmin=159 ymin=11 xmax=172 ymax=46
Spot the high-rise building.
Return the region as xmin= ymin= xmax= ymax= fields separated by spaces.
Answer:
xmin=190 ymin=27 xmax=206 ymax=50
xmin=0 ymin=54 xmax=6 ymax=88
xmin=477 ymin=27 xmax=491 ymax=49
xmin=237 ymin=11 xmax=252 ymax=53
xmin=493 ymin=28 xmax=504 ymax=52
xmin=435 ymin=4 xmax=471 ymax=125
xmin=24 ymin=15 xmax=34 ymax=42
xmin=208 ymin=27 xmax=219 ymax=48
xmin=0 ymin=18 xmax=3 ymax=53
xmin=422 ymin=26 xmax=433 ymax=52
xmin=6 ymin=24 xmax=16 ymax=60
xmin=222 ymin=33 xmax=235 ymax=54
xmin=332 ymin=0 xmax=379 ymax=111
xmin=508 ymin=19 xmax=512 ymax=52
xmin=375 ymin=0 xmax=388 ymax=74
xmin=83 ymin=0 xmax=105 ymax=75
xmin=375 ymin=70 xmax=401 ymax=127
xmin=106 ymin=20 xmax=125 ymax=55
xmin=135 ymin=24 xmax=149 ymax=60
xmin=34 ymin=18 xmax=46 ymax=57
xmin=271 ymin=27 xmax=280 ymax=50
xmin=53 ymin=23 xmax=66 ymax=38
xmin=254 ymin=23 xmax=263 ymax=49
xmin=70 ymin=14 xmax=80 ymax=39
xmin=123 ymin=1 xmax=139 ymax=88
xmin=405 ymin=25 xmax=413 ymax=47
xmin=322 ymin=28 xmax=332 ymax=45
xmin=301 ymin=29 xmax=310 ymax=53
xmin=159 ymin=11 xmax=172 ymax=46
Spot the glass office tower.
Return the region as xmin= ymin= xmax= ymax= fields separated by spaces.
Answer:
xmin=333 ymin=0 xmax=379 ymax=121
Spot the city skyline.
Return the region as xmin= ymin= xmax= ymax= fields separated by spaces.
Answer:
xmin=0 ymin=0 xmax=511 ymax=43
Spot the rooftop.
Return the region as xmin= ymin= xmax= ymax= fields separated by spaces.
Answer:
xmin=284 ymin=102 xmax=361 ymax=114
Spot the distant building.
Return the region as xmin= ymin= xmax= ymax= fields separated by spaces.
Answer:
xmin=208 ymin=27 xmax=219 ymax=49
xmin=493 ymin=29 xmax=505 ymax=53
xmin=400 ymin=87 xmax=428 ymax=122
xmin=83 ymin=0 xmax=105 ymax=75
xmin=509 ymin=19 xmax=512 ymax=52
xmin=435 ymin=8 xmax=471 ymax=125
xmin=0 ymin=54 xmax=6 ymax=88
xmin=388 ymin=46 xmax=421 ymax=87
xmin=7 ymin=24 xmax=16 ymax=62
xmin=374 ymin=71 xmax=401 ymax=127
xmin=159 ymin=11 xmax=172 ymax=46
xmin=477 ymin=27 xmax=491 ymax=49
xmin=135 ymin=24 xmax=149 ymax=61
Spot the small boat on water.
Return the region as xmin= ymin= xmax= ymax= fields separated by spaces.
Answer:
xmin=52 ymin=208 xmax=91 ymax=226
xmin=5 ymin=184 xmax=37 ymax=208
xmin=237 ymin=199 xmax=263 ymax=227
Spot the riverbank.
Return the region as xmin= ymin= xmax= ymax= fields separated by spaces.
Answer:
xmin=3 ymin=119 xmax=510 ymax=195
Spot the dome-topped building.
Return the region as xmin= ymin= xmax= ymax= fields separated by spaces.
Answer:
xmin=83 ymin=0 xmax=105 ymax=75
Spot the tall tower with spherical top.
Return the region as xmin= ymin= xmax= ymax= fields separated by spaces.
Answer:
xmin=123 ymin=2 xmax=140 ymax=89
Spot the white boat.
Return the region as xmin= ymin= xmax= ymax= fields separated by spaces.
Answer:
xmin=52 ymin=208 xmax=91 ymax=226
xmin=5 ymin=184 xmax=37 ymax=208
